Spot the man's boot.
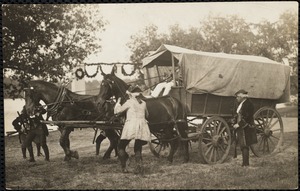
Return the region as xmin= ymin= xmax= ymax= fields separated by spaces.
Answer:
xmin=118 ymin=150 xmax=129 ymax=173
xmin=21 ymin=148 xmax=27 ymax=159
xmin=36 ymin=143 xmax=41 ymax=156
xmin=28 ymin=146 xmax=35 ymax=162
xmin=134 ymin=151 xmax=144 ymax=175
xmin=242 ymin=147 xmax=249 ymax=166
xmin=43 ymin=144 xmax=50 ymax=161
xmin=95 ymin=134 xmax=106 ymax=155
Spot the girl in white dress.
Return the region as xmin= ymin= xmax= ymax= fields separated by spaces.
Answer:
xmin=114 ymin=86 xmax=150 ymax=174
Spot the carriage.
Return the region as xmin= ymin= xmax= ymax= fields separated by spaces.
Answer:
xmin=142 ymin=44 xmax=291 ymax=164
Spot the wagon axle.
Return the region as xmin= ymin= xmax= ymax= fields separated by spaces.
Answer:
xmin=263 ymin=128 xmax=273 ymax=137
xmin=212 ymin=135 xmax=223 ymax=147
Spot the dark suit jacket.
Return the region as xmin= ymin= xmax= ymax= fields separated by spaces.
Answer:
xmin=235 ymin=99 xmax=258 ymax=146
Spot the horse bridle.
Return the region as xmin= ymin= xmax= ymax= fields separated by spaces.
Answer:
xmin=102 ymin=78 xmax=127 ymax=102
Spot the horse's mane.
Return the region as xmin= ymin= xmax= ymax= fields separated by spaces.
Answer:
xmin=29 ymin=80 xmax=93 ymax=99
xmin=108 ymin=74 xmax=130 ymax=91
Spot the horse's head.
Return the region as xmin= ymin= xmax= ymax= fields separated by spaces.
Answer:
xmin=97 ymin=71 xmax=130 ymax=108
xmin=24 ymin=83 xmax=43 ymax=116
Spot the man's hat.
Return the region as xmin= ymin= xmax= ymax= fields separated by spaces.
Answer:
xmin=234 ymin=89 xmax=248 ymax=96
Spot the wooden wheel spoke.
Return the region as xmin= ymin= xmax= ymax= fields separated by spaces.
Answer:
xmin=209 ymin=147 xmax=214 ymax=162
xmin=205 ymin=142 xmax=213 ymax=147
xmin=266 ymin=109 xmax=270 ymax=124
xmin=266 ymin=138 xmax=270 ymax=152
xmin=213 ymin=122 xmax=217 ymax=135
xmin=213 ymin=148 xmax=217 ymax=162
xmin=218 ymin=144 xmax=226 ymax=153
xmin=268 ymin=137 xmax=276 ymax=146
xmin=262 ymin=138 xmax=266 ymax=153
xmin=269 ymin=119 xmax=279 ymax=129
xmin=267 ymin=112 xmax=276 ymax=128
xmin=219 ymin=126 xmax=226 ymax=135
xmin=270 ymin=135 xmax=280 ymax=140
xmin=258 ymin=136 xmax=264 ymax=150
xmin=271 ymin=128 xmax=281 ymax=132
xmin=205 ymin=145 xmax=213 ymax=157
xmin=216 ymin=122 xmax=222 ymax=134
xmin=203 ymin=137 xmax=213 ymax=142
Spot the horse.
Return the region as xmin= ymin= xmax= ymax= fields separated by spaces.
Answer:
xmin=96 ymin=71 xmax=190 ymax=163
xmin=24 ymin=80 xmax=119 ymax=161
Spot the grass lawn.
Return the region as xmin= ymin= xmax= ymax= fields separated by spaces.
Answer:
xmin=5 ymin=127 xmax=298 ymax=189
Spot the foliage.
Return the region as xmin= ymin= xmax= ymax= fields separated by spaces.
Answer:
xmin=2 ymin=4 xmax=106 ymax=98
xmin=127 ymin=10 xmax=298 ymax=76
xmin=200 ymin=14 xmax=255 ymax=54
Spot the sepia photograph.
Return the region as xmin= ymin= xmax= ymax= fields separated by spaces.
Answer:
xmin=2 ymin=2 xmax=298 ymax=190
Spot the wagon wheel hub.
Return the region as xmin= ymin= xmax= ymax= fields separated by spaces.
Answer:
xmin=264 ymin=128 xmax=273 ymax=137
xmin=212 ymin=135 xmax=223 ymax=147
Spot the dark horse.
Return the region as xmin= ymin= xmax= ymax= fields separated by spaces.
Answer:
xmin=24 ymin=80 xmax=119 ymax=161
xmin=96 ymin=72 xmax=190 ymax=163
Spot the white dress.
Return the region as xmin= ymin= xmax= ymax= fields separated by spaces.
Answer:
xmin=114 ymin=98 xmax=150 ymax=141
xmin=151 ymin=81 xmax=175 ymax=97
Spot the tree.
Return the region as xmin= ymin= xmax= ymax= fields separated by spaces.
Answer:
xmin=127 ymin=24 xmax=165 ymax=64
xmin=128 ymin=12 xmax=297 ymax=75
xmin=2 ymin=4 xmax=106 ymax=98
xmin=199 ymin=14 xmax=255 ymax=54
xmin=127 ymin=24 xmax=205 ymax=64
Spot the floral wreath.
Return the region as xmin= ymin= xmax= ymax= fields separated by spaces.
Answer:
xmin=75 ymin=68 xmax=85 ymax=79
xmin=121 ymin=65 xmax=136 ymax=76
xmin=99 ymin=64 xmax=117 ymax=75
xmin=84 ymin=64 xmax=99 ymax=78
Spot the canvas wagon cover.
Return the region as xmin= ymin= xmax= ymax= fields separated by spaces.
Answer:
xmin=142 ymin=44 xmax=290 ymax=101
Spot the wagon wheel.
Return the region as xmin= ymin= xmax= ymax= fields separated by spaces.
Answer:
xmin=198 ymin=116 xmax=231 ymax=164
xmin=251 ymin=106 xmax=284 ymax=157
xmin=149 ymin=133 xmax=171 ymax=158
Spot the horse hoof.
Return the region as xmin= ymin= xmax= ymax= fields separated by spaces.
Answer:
xmin=45 ymin=158 xmax=50 ymax=162
xmin=103 ymin=155 xmax=111 ymax=160
xmin=122 ymin=168 xmax=129 ymax=173
xmin=73 ymin=151 xmax=79 ymax=159
xmin=64 ymin=156 xmax=71 ymax=161
xmin=29 ymin=158 xmax=35 ymax=162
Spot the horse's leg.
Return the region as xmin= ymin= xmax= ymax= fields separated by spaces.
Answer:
xmin=165 ymin=125 xmax=178 ymax=163
xmin=20 ymin=134 xmax=27 ymax=159
xmin=36 ymin=142 xmax=41 ymax=156
xmin=38 ymin=129 xmax=49 ymax=161
xmin=59 ymin=126 xmax=78 ymax=161
xmin=95 ymin=132 xmax=106 ymax=156
xmin=103 ymin=130 xmax=119 ymax=159
xmin=25 ymin=131 xmax=36 ymax=162
xmin=177 ymin=122 xmax=190 ymax=163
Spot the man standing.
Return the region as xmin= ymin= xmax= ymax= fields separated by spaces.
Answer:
xmin=233 ymin=89 xmax=257 ymax=166
xmin=25 ymin=105 xmax=50 ymax=162
xmin=12 ymin=106 xmax=41 ymax=159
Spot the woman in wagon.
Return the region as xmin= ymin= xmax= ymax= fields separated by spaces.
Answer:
xmin=114 ymin=86 xmax=150 ymax=174
xmin=149 ymin=69 xmax=183 ymax=98
xmin=233 ymin=89 xmax=257 ymax=167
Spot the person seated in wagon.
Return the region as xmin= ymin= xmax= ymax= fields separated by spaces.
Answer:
xmin=147 ymin=68 xmax=183 ymax=98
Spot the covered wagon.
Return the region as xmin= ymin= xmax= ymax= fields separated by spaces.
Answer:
xmin=142 ymin=44 xmax=291 ymax=164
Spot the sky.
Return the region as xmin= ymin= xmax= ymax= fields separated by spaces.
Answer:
xmin=84 ymin=1 xmax=298 ymax=63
